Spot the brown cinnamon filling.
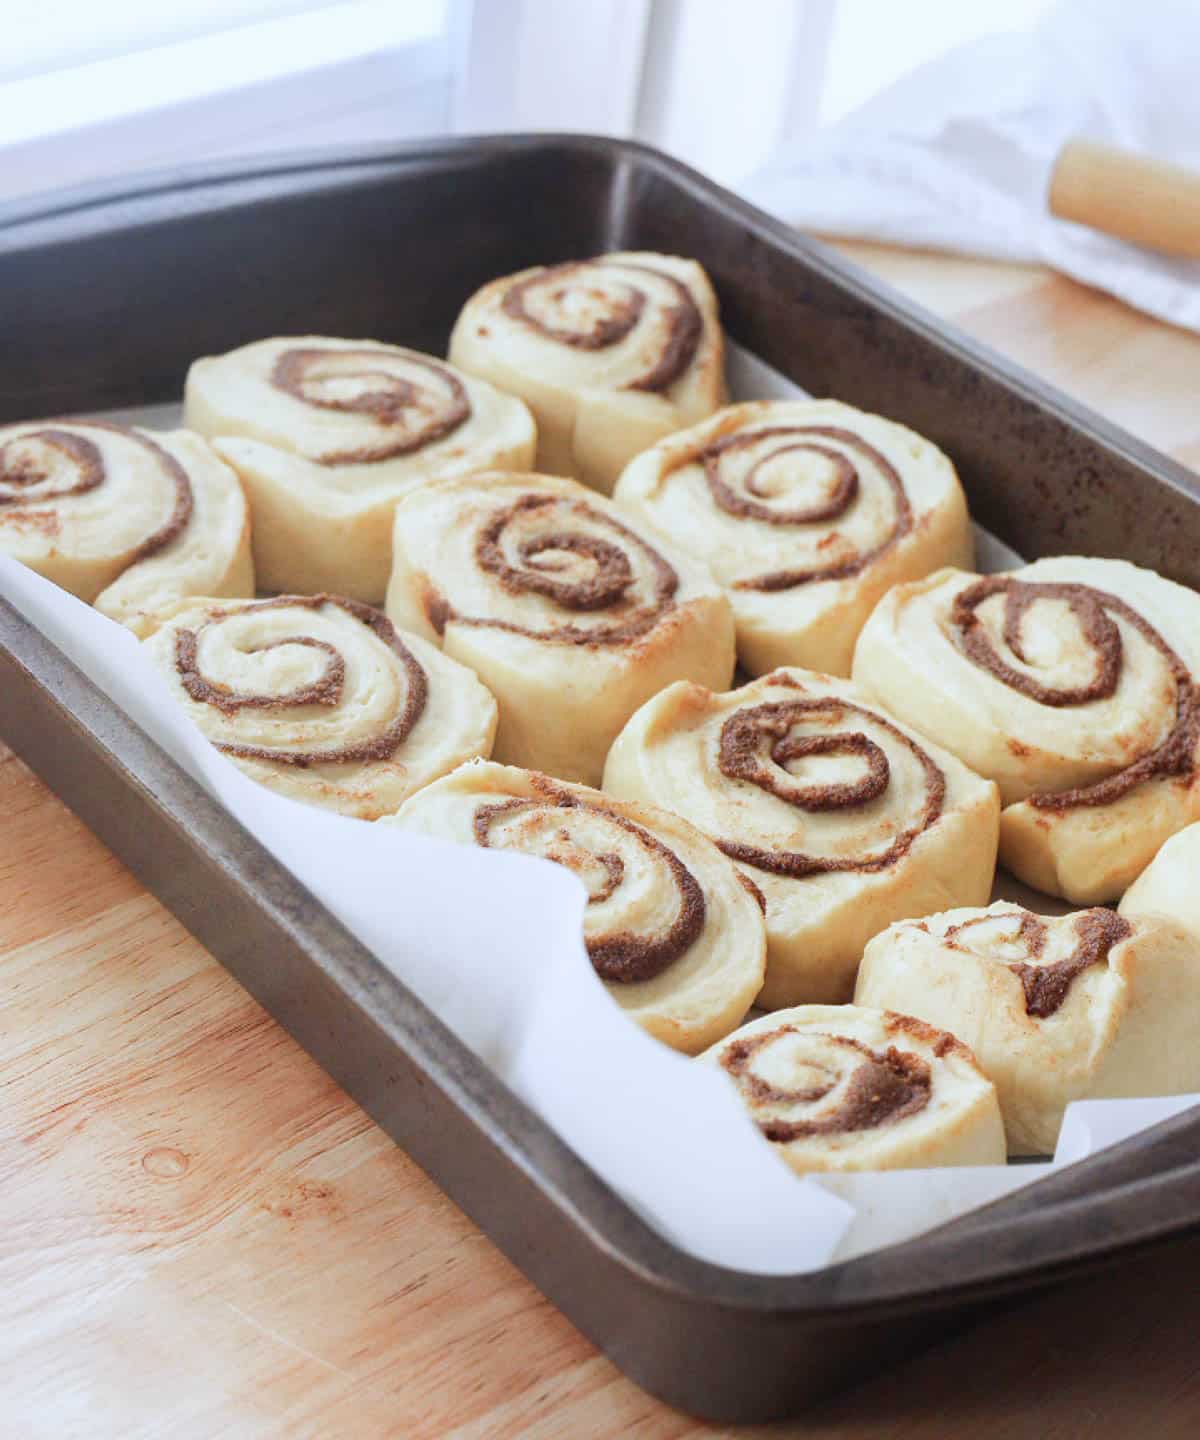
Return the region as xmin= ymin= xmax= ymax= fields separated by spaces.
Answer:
xmin=271 ymin=347 xmax=470 ymax=465
xmin=721 ymin=1030 xmax=931 ymax=1142
xmin=177 ymin=633 xmax=345 ymax=715
xmin=492 ymin=530 xmax=634 ymax=612
xmin=0 ymin=421 xmax=193 ymax=562
xmin=461 ymin=492 xmax=679 ymax=645
xmin=579 ymin=848 xmax=626 ymax=905
xmin=946 ymin=907 xmax=1131 ymax=1018
xmin=946 ymin=908 xmax=1048 ymax=958
xmin=695 ymin=425 xmax=912 ymax=591
xmin=952 ymin=577 xmax=1200 ymax=810
xmin=0 ymin=429 xmax=104 ymax=502
xmin=736 ymin=869 xmax=767 ymax=913
xmin=473 ymin=775 xmax=704 ymax=983
xmin=174 ymin=594 xmax=427 ymax=767
xmin=499 ymin=259 xmax=702 ymax=393
xmin=715 ymin=695 xmax=945 ymax=877
xmin=502 ymin=264 xmax=644 ymax=349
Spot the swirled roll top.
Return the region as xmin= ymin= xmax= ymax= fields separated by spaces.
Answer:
xmin=385 ymin=471 xmax=735 ymax=786
xmin=0 ymin=419 xmax=253 ymax=634
xmin=183 ymin=336 xmax=536 ymax=600
xmin=852 ymin=556 xmax=1200 ymax=902
xmin=857 ymin=902 xmax=1200 ymax=1155
xmin=449 ymin=253 xmax=724 ymax=495
xmin=603 ymin=668 xmax=999 ymax=1008
xmin=614 ymin=399 xmax=972 ymax=676
xmin=386 ymin=761 xmax=766 ymax=1053
xmin=703 ymin=1005 xmax=1006 ymax=1173
xmin=141 ymin=594 xmax=497 ymax=818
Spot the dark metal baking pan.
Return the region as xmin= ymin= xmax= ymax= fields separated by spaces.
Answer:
xmin=2 ymin=135 xmax=1200 ymax=1424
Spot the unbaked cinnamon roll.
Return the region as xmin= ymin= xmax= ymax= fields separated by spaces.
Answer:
xmin=448 ymin=253 xmax=724 ymax=495
xmin=603 ymin=668 xmax=999 ymax=1007
xmin=0 ymin=419 xmax=252 ymax=635
xmin=183 ymin=337 xmax=536 ymax=600
xmin=703 ymin=1004 xmax=1005 ymax=1173
xmin=1119 ymin=818 xmax=1200 ymax=936
xmin=142 ymin=594 xmax=497 ymax=818
xmin=852 ymin=557 xmax=1200 ymax=902
xmin=387 ymin=760 xmax=766 ymax=1052
xmin=385 ymin=471 xmax=735 ymax=786
xmin=857 ymin=902 xmax=1200 ymax=1154
xmin=614 ymin=399 xmax=972 ymax=676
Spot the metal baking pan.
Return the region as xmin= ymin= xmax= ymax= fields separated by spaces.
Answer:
xmin=3 ymin=135 xmax=1200 ymax=1424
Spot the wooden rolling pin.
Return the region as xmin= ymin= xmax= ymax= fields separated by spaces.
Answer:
xmin=1050 ymin=139 xmax=1200 ymax=259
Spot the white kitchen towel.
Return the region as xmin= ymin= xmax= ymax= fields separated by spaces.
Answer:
xmin=743 ymin=0 xmax=1200 ymax=332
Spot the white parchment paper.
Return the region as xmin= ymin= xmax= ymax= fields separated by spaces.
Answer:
xmin=3 ymin=343 xmax=1194 ymax=1274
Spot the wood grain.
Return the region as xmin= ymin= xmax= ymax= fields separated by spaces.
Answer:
xmin=3 ymin=246 xmax=1200 ymax=1438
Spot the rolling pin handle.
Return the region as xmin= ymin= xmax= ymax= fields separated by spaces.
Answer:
xmin=1049 ymin=139 xmax=1200 ymax=261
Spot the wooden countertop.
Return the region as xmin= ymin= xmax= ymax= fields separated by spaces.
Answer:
xmin=4 ymin=242 xmax=1200 ymax=1438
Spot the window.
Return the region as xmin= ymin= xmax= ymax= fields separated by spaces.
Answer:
xmin=1 ymin=0 xmax=458 ymax=203
xmin=1 ymin=0 xmax=1066 ymax=205
xmin=455 ymin=0 xmax=1063 ymax=186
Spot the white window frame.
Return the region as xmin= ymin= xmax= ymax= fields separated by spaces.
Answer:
xmin=1 ymin=2 xmax=1063 ymax=210
xmin=0 ymin=1 xmax=465 ymax=204
xmin=454 ymin=0 xmax=836 ymax=186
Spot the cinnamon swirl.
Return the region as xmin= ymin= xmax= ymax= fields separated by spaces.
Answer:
xmin=703 ymin=1004 xmax=1005 ymax=1173
xmin=448 ymin=253 xmax=724 ymax=495
xmin=857 ymin=902 xmax=1200 ymax=1154
xmin=386 ymin=761 xmax=766 ymax=1052
xmin=614 ymin=399 xmax=972 ymax=675
xmin=852 ymin=557 xmax=1200 ymax=902
xmin=183 ymin=337 xmax=536 ymax=600
xmin=0 ymin=420 xmax=252 ymax=635
xmin=603 ymin=668 xmax=999 ymax=1007
xmin=385 ymin=471 xmax=735 ymax=786
xmin=142 ymin=594 xmax=497 ymax=818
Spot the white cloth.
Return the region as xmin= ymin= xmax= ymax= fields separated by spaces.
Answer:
xmin=743 ymin=0 xmax=1200 ymax=332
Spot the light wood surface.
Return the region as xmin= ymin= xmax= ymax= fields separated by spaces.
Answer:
xmin=4 ymin=243 xmax=1200 ymax=1439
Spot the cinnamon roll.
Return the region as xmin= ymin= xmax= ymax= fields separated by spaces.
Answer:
xmin=141 ymin=594 xmax=497 ymax=818
xmin=0 ymin=420 xmax=253 ymax=635
xmin=448 ymin=253 xmax=724 ymax=495
xmin=1120 ymin=819 xmax=1200 ymax=937
xmin=384 ymin=471 xmax=735 ymax=786
xmin=603 ymin=668 xmax=999 ymax=1007
xmin=614 ymin=399 xmax=972 ymax=676
xmin=703 ymin=1005 xmax=1005 ymax=1173
xmin=857 ymin=902 xmax=1200 ymax=1154
xmin=386 ymin=761 xmax=766 ymax=1053
xmin=852 ymin=557 xmax=1200 ymax=902
xmin=183 ymin=337 xmax=536 ymax=600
